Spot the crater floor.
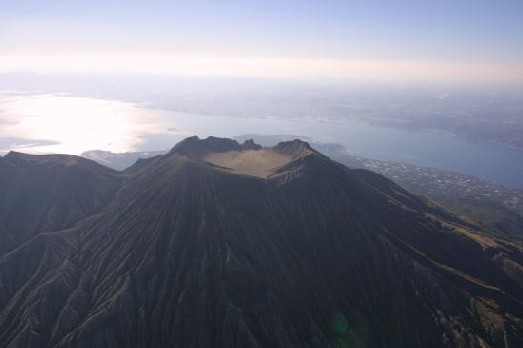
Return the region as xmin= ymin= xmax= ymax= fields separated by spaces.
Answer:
xmin=202 ymin=149 xmax=292 ymax=178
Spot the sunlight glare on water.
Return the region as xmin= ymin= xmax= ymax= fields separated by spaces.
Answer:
xmin=0 ymin=94 xmax=167 ymax=154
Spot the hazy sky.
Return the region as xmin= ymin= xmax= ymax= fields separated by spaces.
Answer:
xmin=2 ymin=0 xmax=523 ymax=83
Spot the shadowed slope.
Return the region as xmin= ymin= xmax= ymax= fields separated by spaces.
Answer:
xmin=0 ymin=152 xmax=122 ymax=254
xmin=0 ymin=137 xmax=522 ymax=348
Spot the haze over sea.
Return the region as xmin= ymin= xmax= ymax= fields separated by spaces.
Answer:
xmin=1 ymin=93 xmax=522 ymax=190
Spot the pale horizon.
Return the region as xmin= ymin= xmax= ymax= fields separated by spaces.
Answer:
xmin=2 ymin=1 xmax=523 ymax=84
xmin=2 ymin=52 xmax=523 ymax=85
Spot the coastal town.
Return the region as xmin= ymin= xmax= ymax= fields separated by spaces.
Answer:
xmin=357 ymin=157 xmax=523 ymax=215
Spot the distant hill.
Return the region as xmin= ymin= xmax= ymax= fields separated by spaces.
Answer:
xmin=0 ymin=151 xmax=121 ymax=254
xmin=81 ymin=149 xmax=166 ymax=171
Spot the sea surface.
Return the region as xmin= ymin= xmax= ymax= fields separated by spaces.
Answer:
xmin=1 ymin=93 xmax=522 ymax=189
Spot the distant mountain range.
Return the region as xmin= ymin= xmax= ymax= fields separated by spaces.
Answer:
xmin=2 ymin=136 xmax=523 ymax=347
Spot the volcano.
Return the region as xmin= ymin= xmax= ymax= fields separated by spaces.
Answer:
xmin=1 ymin=136 xmax=522 ymax=347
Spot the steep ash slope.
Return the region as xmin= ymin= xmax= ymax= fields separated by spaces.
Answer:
xmin=0 ymin=152 xmax=122 ymax=254
xmin=0 ymin=137 xmax=522 ymax=348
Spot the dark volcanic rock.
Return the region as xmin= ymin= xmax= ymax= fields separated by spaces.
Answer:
xmin=240 ymin=138 xmax=262 ymax=150
xmin=0 ymin=137 xmax=523 ymax=348
xmin=273 ymin=138 xmax=318 ymax=158
xmin=170 ymin=136 xmax=265 ymax=159
xmin=0 ymin=152 xmax=122 ymax=254
xmin=169 ymin=136 xmax=243 ymax=157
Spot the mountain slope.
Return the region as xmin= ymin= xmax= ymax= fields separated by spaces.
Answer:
xmin=0 ymin=152 xmax=122 ymax=254
xmin=1 ymin=137 xmax=522 ymax=348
